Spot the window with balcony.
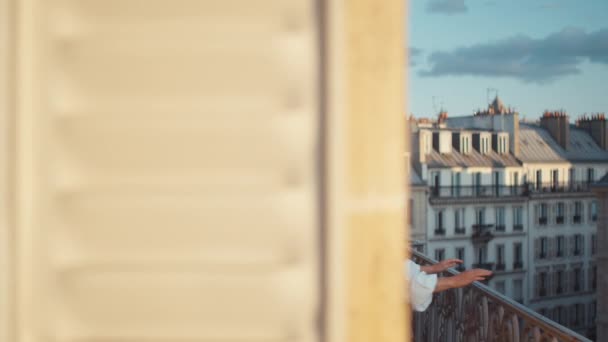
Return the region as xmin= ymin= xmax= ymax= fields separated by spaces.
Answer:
xmin=473 ymin=172 xmax=482 ymax=195
xmin=435 ymin=210 xmax=445 ymax=235
xmin=539 ymin=203 xmax=548 ymax=225
xmin=511 ymin=172 xmax=520 ymax=195
xmin=452 ymin=172 xmax=461 ymax=197
xmin=474 ymin=246 xmax=489 ymax=269
xmin=551 ymin=169 xmax=559 ymax=191
xmin=556 ymin=235 xmax=565 ymax=257
xmin=569 ymin=167 xmax=575 ymax=188
xmin=592 ymin=234 xmax=597 ymax=255
xmin=431 ymin=171 xmax=440 ymax=196
xmin=495 ymin=207 xmax=505 ymax=231
xmin=592 ymin=265 xmax=597 ymax=291
xmin=513 ymin=243 xmax=523 ymax=269
xmin=556 ymin=202 xmax=564 ymax=224
xmin=591 ymin=200 xmax=598 ymax=222
xmin=536 ymin=170 xmax=543 ymax=190
xmin=513 ymin=206 xmax=523 ymax=231
xmin=495 ymin=244 xmax=505 ymax=271
xmin=574 ymin=201 xmax=583 ymax=223
xmin=435 ymin=249 xmax=445 ymax=262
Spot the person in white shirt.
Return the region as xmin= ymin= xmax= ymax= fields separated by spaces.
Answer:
xmin=407 ymin=259 xmax=492 ymax=312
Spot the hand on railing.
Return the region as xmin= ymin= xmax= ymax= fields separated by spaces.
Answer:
xmin=434 ymin=269 xmax=493 ymax=293
xmin=421 ymin=259 xmax=463 ymax=274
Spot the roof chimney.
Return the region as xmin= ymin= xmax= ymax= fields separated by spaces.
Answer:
xmin=576 ymin=113 xmax=608 ymax=150
xmin=540 ymin=110 xmax=570 ymax=149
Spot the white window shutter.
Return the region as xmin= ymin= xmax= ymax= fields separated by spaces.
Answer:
xmin=13 ymin=1 xmax=321 ymax=341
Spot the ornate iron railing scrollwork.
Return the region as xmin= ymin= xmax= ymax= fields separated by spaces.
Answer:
xmin=410 ymin=250 xmax=592 ymax=342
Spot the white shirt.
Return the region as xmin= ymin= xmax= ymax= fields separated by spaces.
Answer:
xmin=406 ymin=260 xmax=437 ymax=312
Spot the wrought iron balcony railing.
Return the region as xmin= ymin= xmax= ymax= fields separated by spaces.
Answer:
xmin=471 ymin=224 xmax=494 ymax=244
xmin=529 ymin=181 xmax=591 ymax=194
xmin=410 ymin=250 xmax=593 ymax=342
xmin=430 ymin=185 xmax=527 ymax=199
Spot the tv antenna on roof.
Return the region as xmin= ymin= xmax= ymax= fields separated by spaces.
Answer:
xmin=487 ymin=88 xmax=498 ymax=105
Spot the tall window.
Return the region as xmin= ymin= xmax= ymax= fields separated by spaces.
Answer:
xmin=512 ymin=171 xmax=519 ymax=195
xmin=539 ymin=272 xmax=547 ymax=297
xmin=514 ymin=243 xmax=523 ymax=269
xmin=476 ymin=246 xmax=487 ymax=265
xmin=495 ymin=207 xmax=505 ymax=231
xmin=476 ymin=207 xmax=486 ymax=225
xmin=539 ymin=203 xmax=548 ymax=225
xmin=435 ymin=249 xmax=445 ymax=262
xmin=454 ymin=208 xmax=465 ymax=234
xmin=556 ymin=235 xmax=565 ymax=257
xmin=513 ymin=207 xmax=523 ymax=230
xmin=540 ymin=237 xmax=548 ymax=259
xmin=435 ymin=210 xmax=445 ymax=234
xmin=536 ymin=169 xmax=543 ymax=189
xmin=474 ymin=172 xmax=482 ymax=195
xmin=556 ymin=202 xmax=565 ymax=224
xmin=574 ymin=234 xmax=583 ymax=256
xmin=588 ymin=167 xmax=595 ymax=184
xmin=573 ymin=268 xmax=582 ymax=292
xmin=496 ymin=244 xmax=505 ymax=268
xmin=574 ymin=201 xmax=583 ymax=223
xmin=592 ymin=234 xmax=597 ymax=255
xmin=555 ymin=270 xmax=564 ymax=294
xmin=452 ymin=172 xmax=461 ymax=197
xmin=591 ymin=201 xmax=598 ymax=222
xmin=569 ymin=168 xmax=575 ymax=188
xmin=551 ymin=169 xmax=559 ymax=190
xmin=455 ymin=247 xmax=465 ymax=271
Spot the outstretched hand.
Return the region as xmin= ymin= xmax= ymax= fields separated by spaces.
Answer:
xmin=422 ymin=259 xmax=463 ymax=274
xmin=434 ymin=268 xmax=493 ymax=293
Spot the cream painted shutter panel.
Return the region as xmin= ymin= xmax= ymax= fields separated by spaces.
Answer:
xmin=16 ymin=1 xmax=320 ymax=342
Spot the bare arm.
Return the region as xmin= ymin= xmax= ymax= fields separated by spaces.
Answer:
xmin=433 ymin=269 xmax=492 ymax=293
xmin=421 ymin=259 xmax=463 ymax=274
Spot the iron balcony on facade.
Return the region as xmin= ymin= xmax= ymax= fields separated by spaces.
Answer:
xmin=454 ymin=227 xmax=466 ymax=234
xmin=573 ymin=215 xmax=582 ymax=223
xmin=495 ymin=263 xmax=506 ymax=271
xmin=513 ymin=224 xmax=524 ymax=231
xmin=556 ymin=216 xmax=564 ymax=224
xmin=430 ymin=185 xmax=527 ymax=201
xmin=513 ymin=261 xmax=523 ymax=270
xmin=538 ymin=217 xmax=548 ymax=225
xmin=434 ymin=228 xmax=446 ymax=236
xmin=529 ymin=181 xmax=591 ymax=194
xmin=410 ymin=250 xmax=592 ymax=342
xmin=471 ymin=224 xmax=494 ymax=244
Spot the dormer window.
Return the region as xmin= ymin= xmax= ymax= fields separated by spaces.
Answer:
xmin=480 ymin=136 xmax=490 ymax=154
xmin=460 ymin=136 xmax=470 ymax=154
xmin=498 ymin=136 xmax=508 ymax=154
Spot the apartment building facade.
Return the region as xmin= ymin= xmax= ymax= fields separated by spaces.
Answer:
xmin=411 ymin=98 xmax=608 ymax=338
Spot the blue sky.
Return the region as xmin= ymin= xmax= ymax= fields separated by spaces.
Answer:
xmin=409 ymin=0 xmax=608 ymax=120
